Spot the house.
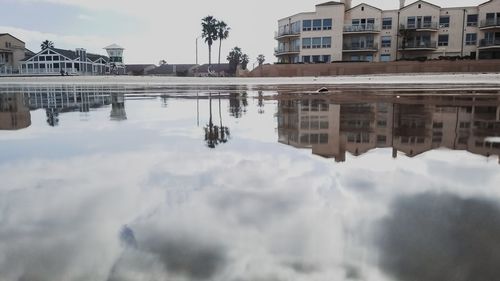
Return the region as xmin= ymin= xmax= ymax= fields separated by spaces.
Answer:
xmin=276 ymin=0 xmax=500 ymax=63
xmin=125 ymin=64 xmax=157 ymax=75
xmin=0 ymin=33 xmax=28 ymax=74
xmin=19 ymin=47 xmax=110 ymax=75
xmin=148 ymin=64 xmax=199 ymax=76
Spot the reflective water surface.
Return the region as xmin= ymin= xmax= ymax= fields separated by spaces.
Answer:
xmin=1 ymin=85 xmax=500 ymax=281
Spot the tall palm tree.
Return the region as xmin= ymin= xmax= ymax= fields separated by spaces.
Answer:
xmin=41 ymin=40 xmax=54 ymax=50
xmin=216 ymin=21 xmax=230 ymax=65
xmin=201 ymin=16 xmax=219 ymax=67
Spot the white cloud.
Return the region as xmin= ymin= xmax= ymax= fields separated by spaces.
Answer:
xmin=77 ymin=14 xmax=94 ymax=21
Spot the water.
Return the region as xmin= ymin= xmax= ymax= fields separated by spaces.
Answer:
xmin=1 ymin=84 xmax=500 ymax=281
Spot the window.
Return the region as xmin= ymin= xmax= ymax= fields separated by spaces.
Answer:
xmin=303 ymin=20 xmax=312 ymax=31
xmin=322 ymin=55 xmax=331 ymax=63
xmin=312 ymin=55 xmax=321 ymax=63
xmin=352 ymin=19 xmax=360 ymax=25
xmin=322 ymin=37 xmax=331 ymax=48
xmin=418 ymin=4 xmax=422 ymax=8
xmin=407 ymin=17 xmax=416 ymax=28
xmin=380 ymin=54 xmax=391 ymax=62
xmin=467 ymin=14 xmax=478 ymax=26
xmin=66 ymin=63 xmax=72 ymax=68
xmin=438 ymin=34 xmax=449 ymax=46
xmin=302 ymin=38 xmax=311 ymax=49
xmin=323 ymin=19 xmax=332 ymax=30
xmin=377 ymin=135 xmax=387 ymax=144
xmin=312 ymin=37 xmax=321 ymax=48
xmin=313 ymin=19 xmax=322 ymax=30
xmin=382 ymin=18 xmax=392 ymax=29
xmin=381 ymin=36 xmax=392 ymax=47
xmin=39 ymin=56 xmax=46 ymax=61
xmin=378 ymin=120 xmax=387 ymax=127
xmin=439 ymin=16 xmax=450 ymax=28
xmin=465 ymin=33 xmax=477 ymax=45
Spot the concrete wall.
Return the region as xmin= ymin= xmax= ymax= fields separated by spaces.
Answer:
xmin=248 ymin=60 xmax=500 ymax=77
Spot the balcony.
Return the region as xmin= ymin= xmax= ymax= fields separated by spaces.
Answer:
xmin=479 ymin=39 xmax=500 ymax=49
xmin=343 ymin=24 xmax=380 ymax=34
xmin=274 ymin=29 xmax=301 ymax=40
xmin=343 ymin=43 xmax=378 ymax=52
xmin=401 ymin=22 xmax=439 ymax=31
xmin=480 ymin=19 xmax=500 ymax=30
xmin=399 ymin=41 xmax=437 ymax=51
xmin=274 ymin=46 xmax=301 ymax=56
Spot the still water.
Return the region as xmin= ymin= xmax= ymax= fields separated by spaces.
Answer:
xmin=1 ymin=85 xmax=500 ymax=281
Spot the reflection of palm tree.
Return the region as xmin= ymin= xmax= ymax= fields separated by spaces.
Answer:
xmin=257 ymin=91 xmax=265 ymax=114
xmin=46 ymin=108 xmax=59 ymax=127
xmin=229 ymin=92 xmax=248 ymax=118
xmin=204 ymin=92 xmax=230 ymax=148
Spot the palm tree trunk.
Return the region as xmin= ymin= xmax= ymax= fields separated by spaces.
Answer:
xmin=218 ymin=40 xmax=222 ymax=65
xmin=208 ymin=44 xmax=212 ymax=67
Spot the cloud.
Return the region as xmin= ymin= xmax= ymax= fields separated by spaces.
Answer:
xmin=377 ymin=192 xmax=500 ymax=281
xmin=77 ymin=14 xmax=94 ymax=21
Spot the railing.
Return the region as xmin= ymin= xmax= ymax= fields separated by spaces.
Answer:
xmin=19 ymin=68 xmax=79 ymax=75
xmin=480 ymin=19 xmax=500 ymax=28
xmin=274 ymin=29 xmax=301 ymax=39
xmin=343 ymin=43 xmax=378 ymax=51
xmin=399 ymin=41 xmax=437 ymax=50
xmin=274 ymin=46 xmax=301 ymax=55
xmin=479 ymin=38 xmax=500 ymax=47
xmin=343 ymin=24 xmax=380 ymax=33
xmin=402 ymin=22 xmax=438 ymax=30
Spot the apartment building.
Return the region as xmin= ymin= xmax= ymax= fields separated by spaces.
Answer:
xmin=275 ymin=0 xmax=500 ymax=63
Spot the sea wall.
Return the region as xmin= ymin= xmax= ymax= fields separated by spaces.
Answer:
xmin=248 ymin=60 xmax=500 ymax=77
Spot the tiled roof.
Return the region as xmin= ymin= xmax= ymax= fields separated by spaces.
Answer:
xmin=22 ymin=47 xmax=109 ymax=62
xmin=316 ymin=1 xmax=344 ymax=7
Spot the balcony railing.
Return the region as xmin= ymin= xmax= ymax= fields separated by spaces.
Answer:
xmin=343 ymin=24 xmax=380 ymax=33
xmin=401 ymin=22 xmax=438 ymax=30
xmin=479 ymin=39 xmax=500 ymax=47
xmin=399 ymin=41 xmax=437 ymax=50
xmin=343 ymin=43 xmax=378 ymax=51
xmin=480 ymin=19 xmax=500 ymax=28
xmin=274 ymin=29 xmax=301 ymax=39
xmin=274 ymin=46 xmax=301 ymax=55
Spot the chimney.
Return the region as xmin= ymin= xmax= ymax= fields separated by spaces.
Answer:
xmin=399 ymin=0 xmax=405 ymax=9
xmin=344 ymin=0 xmax=352 ymax=10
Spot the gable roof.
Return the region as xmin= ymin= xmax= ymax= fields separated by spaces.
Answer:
xmin=401 ymin=0 xmax=441 ymax=11
xmin=0 ymin=33 xmax=25 ymax=44
xmin=347 ymin=3 xmax=382 ymax=12
xmin=21 ymin=47 xmax=109 ymax=62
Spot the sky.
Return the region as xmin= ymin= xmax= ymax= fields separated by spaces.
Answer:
xmin=0 ymin=0 xmax=487 ymax=66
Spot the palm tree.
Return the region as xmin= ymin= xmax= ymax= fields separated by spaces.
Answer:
xmin=41 ymin=40 xmax=54 ymax=50
xmin=216 ymin=21 xmax=230 ymax=65
xmin=201 ymin=16 xmax=219 ymax=67
xmin=257 ymin=54 xmax=266 ymax=66
xmin=240 ymin=54 xmax=249 ymax=70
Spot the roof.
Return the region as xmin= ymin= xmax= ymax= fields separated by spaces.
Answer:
xmin=148 ymin=64 xmax=198 ymax=75
xmin=316 ymin=1 xmax=344 ymax=7
xmin=0 ymin=33 xmax=25 ymax=44
xmin=125 ymin=64 xmax=157 ymax=72
xmin=104 ymin=44 xmax=124 ymax=50
xmin=347 ymin=3 xmax=382 ymax=12
xmin=401 ymin=0 xmax=441 ymax=11
xmin=196 ymin=63 xmax=231 ymax=73
xmin=22 ymin=47 xmax=109 ymax=62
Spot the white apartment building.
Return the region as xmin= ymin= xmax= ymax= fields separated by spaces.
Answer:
xmin=275 ymin=0 xmax=500 ymax=63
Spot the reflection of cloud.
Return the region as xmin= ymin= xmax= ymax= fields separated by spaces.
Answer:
xmin=378 ymin=192 xmax=500 ymax=281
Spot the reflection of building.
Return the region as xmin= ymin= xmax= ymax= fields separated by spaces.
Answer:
xmin=21 ymin=86 xmax=113 ymax=126
xmin=110 ymin=93 xmax=127 ymax=121
xmin=276 ymin=0 xmax=500 ymax=63
xmin=278 ymin=95 xmax=500 ymax=162
xmin=0 ymin=93 xmax=31 ymax=130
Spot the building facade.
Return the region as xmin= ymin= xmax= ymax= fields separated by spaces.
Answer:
xmin=275 ymin=0 xmax=500 ymax=63
xmin=19 ymin=47 xmax=112 ymax=75
xmin=0 ymin=34 xmax=30 ymax=74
